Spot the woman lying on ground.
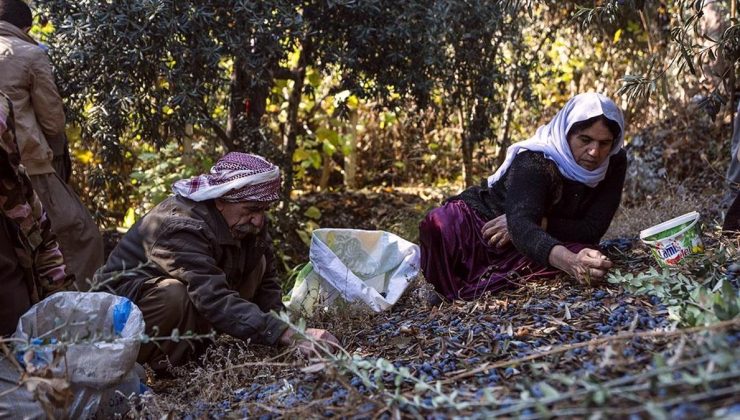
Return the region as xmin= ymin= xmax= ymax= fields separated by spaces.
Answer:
xmin=419 ymin=92 xmax=627 ymax=302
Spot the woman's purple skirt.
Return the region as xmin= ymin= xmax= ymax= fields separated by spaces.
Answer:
xmin=419 ymin=200 xmax=587 ymax=301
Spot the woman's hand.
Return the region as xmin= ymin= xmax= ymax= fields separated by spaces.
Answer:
xmin=482 ymin=215 xmax=548 ymax=248
xmin=548 ymin=245 xmax=612 ymax=284
xmin=481 ymin=214 xmax=511 ymax=248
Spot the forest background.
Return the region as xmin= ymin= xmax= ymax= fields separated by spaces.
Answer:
xmin=33 ymin=0 xmax=738 ymax=240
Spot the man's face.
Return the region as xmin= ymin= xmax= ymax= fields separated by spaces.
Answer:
xmin=215 ymin=199 xmax=270 ymax=239
xmin=567 ymin=119 xmax=615 ymax=171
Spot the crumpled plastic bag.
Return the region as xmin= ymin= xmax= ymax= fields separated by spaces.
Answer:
xmin=286 ymin=229 xmax=420 ymax=315
xmin=13 ymin=291 xmax=145 ymax=418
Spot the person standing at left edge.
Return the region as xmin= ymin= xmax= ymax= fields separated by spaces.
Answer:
xmin=0 ymin=0 xmax=104 ymax=288
xmin=0 ymin=91 xmax=73 ymax=418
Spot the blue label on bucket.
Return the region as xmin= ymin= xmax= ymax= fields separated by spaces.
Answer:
xmin=112 ymin=298 xmax=133 ymax=336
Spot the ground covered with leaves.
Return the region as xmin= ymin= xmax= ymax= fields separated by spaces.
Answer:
xmin=138 ymin=286 xmax=738 ymax=418
xmin=124 ymin=184 xmax=740 ymax=419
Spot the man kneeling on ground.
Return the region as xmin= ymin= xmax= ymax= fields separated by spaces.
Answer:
xmin=95 ymin=152 xmax=338 ymax=373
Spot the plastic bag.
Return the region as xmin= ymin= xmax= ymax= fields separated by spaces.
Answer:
xmin=13 ymin=291 xmax=145 ymax=418
xmin=73 ymin=367 xmax=144 ymax=419
xmin=286 ymin=229 xmax=420 ymax=315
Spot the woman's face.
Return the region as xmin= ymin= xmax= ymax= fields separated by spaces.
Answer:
xmin=567 ymin=119 xmax=614 ymax=171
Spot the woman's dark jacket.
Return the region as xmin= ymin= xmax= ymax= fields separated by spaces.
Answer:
xmin=452 ymin=150 xmax=627 ymax=266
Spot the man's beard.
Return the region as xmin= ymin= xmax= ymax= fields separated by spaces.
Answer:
xmin=231 ymin=223 xmax=261 ymax=238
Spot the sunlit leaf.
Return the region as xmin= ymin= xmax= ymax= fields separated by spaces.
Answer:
xmin=122 ymin=207 xmax=137 ymax=229
xmin=304 ymin=206 xmax=322 ymax=220
xmin=613 ymin=28 xmax=623 ymax=44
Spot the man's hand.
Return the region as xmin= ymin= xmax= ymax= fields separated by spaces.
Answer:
xmin=279 ymin=327 xmax=340 ymax=357
xmin=549 ymin=246 xmax=613 ymax=285
xmin=481 ymin=214 xmax=511 ymax=248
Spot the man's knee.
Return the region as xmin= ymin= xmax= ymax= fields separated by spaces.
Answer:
xmin=149 ymin=279 xmax=189 ymax=306
xmin=135 ymin=279 xmax=210 ymax=369
xmin=137 ymin=279 xmax=192 ymax=333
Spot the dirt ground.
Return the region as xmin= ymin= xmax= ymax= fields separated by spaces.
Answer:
xmin=124 ymin=179 xmax=740 ymax=418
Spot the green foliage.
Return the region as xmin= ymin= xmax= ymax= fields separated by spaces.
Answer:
xmin=32 ymin=0 xmax=733 ymax=229
xmin=607 ymin=244 xmax=740 ymax=326
xmin=38 ymin=0 xmax=301 ymax=150
xmin=34 ymin=0 xmax=536 ymax=222
xmin=127 ymin=141 xmax=218 ymax=219
xmin=34 ymin=0 xmax=301 ymax=223
xmin=280 ymin=262 xmax=310 ymax=297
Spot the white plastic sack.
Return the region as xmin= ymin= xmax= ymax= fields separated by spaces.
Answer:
xmin=13 ymin=292 xmax=145 ymax=418
xmin=73 ymin=368 xmax=143 ymax=419
xmin=286 ymin=229 xmax=420 ymax=315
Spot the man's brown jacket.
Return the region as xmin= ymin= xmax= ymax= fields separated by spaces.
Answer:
xmin=96 ymin=195 xmax=288 ymax=345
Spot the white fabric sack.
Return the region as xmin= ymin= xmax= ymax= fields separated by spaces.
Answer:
xmin=13 ymin=291 xmax=145 ymax=417
xmin=287 ymin=229 xmax=420 ymax=315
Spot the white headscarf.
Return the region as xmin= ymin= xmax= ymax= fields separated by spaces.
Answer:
xmin=487 ymin=92 xmax=625 ymax=188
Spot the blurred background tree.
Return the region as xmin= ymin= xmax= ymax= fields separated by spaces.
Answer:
xmin=35 ymin=0 xmax=536 ymax=224
xmin=30 ymin=0 xmax=737 ymax=230
xmin=577 ymin=0 xmax=739 ymax=120
xmin=573 ymin=0 xmax=738 ymax=203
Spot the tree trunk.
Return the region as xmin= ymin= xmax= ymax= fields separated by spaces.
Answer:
xmin=344 ymin=108 xmax=359 ymax=189
xmin=461 ymin=135 xmax=474 ymax=187
xmin=227 ymin=56 xmax=271 ymax=154
xmin=244 ymin=82 xmax=269 ymax=153
xmin=226 ymin=56 xmax=248 ymax=152
xmin=459 ymin=108 xmax=474 ymax=188
xmin=319 ymin=153 xmax=333 ymax=191
xmin=282 ymin=41 xmax=311 ymax=199
xmin=496 ymin=82 xmax=517 ymax=168
xmin=182 ymin=123 xmax=194 ymax=166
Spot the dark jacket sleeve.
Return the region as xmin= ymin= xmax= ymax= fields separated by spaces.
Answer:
xmin=504 ymin=153 xmax=563 ymax=266
xmin=149 ymin=219 xmax=288 ymax=345
xmin=545 ymin=150 xmax=627 ymax=244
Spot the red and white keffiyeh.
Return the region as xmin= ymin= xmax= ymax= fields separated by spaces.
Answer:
xmin=172 ymin=152 xmax=281 ymax=202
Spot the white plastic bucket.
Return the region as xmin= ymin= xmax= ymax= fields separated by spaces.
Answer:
xmin=639 ymin=211 xmax=703 ymax=266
